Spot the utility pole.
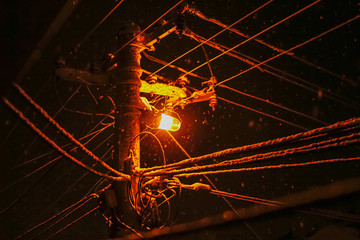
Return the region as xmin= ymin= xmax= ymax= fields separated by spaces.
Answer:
xmin=55 ymin=24 xmax=146 ymax=237
xmin=54 ymin=21 xmax=190 ymax=237
xmin=109 ymin=24 xmax=144 ymax=237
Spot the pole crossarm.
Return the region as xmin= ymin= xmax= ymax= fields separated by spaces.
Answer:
xmin=55 ymin=67 xmax=187 ymax=98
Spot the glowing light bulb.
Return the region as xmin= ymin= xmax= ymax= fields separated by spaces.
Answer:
xmin=157 ymin=113 xmax=181 ymax=131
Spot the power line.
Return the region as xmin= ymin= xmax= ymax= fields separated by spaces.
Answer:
xmin=35 ymin=138 xmax=113 ymax=222
xmin=165 ymin=131 xmax=237 ymax=212
xmin=150 ymin=0 xmax=274 ymax=76
xmin=178 ymin=0 xmax=322 ymax=78
xmin=2 ymin=124 xmax=112 ymax=194
xmin=12 ymin=84 xmax=81 ymax=165
xmin=75 ymin=0 xmax=125 ymax=50
xmin=143 ymin=51 xmax=326 ymax=128
xmin=183 ymin=28 xmax=360 ymax=110
xmin=172 ymin=155 xmax=360 ymax=178
xmin=116 ymin=177 xmax=360 ymax=239
xmin=43 ymin=206 xmax=100 ymax=240
xmin=147 ymin=134 xmax=360 ymax=177
xmin=142 ymin=51 xmax=208 ymax=81
xmin=19 ymin=195 xmax=98 ymax=240
xmin=182 ymin=184 xmax=360 ymax=222
xmin=0 ymin=80 xmax=49 ymax=151
xmin=13 ymin=83 xmax=122 ymax=177
xmin=184 ymin=3 xmax=358 ymax=87
xmin=165 ymin=131 xmax=263 ymax=240
xmin=0 ymin=161 xmax=59 ymax=216
xmin=216 ymin=15 xmax=360 ymax=86
xmin=16 ymin=194 xmax=97 ymax=239
xmin=218 ymin=96 xmax=309 ymax=130
xmin=3 ymin=98 xmax=129 ymax=182
xmin=12 ymin=114 xmax=112 ymax=170
xmin=114 ymin=0 xmax=185 ymax=55
xmin=142 ymin=117 xmax=360 ymax=172
xmin=218 ymin=84 xmax=328 ymax=125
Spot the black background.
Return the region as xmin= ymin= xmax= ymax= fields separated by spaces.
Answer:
xmin=1 ymin=0 xmax=359 ymax=239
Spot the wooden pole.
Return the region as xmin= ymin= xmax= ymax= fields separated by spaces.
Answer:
xmin=109 ymin=24 xmax=144 ymax=237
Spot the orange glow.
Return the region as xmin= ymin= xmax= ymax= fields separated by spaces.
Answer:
xmin=157 ymin=114 xmax=181 ymax=131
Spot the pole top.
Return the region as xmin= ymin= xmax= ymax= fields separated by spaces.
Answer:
xmin=116 ymin=22 xmax=145 ymax=45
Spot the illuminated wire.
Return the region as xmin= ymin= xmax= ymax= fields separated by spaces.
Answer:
xmin=147 ymin=136 xmax=360 ymax=177
xmin=183 ymin=28 xmax=263 ymax=71
xmin=42 ymin=206 xmax=100 ymax=240
xmin=172 ymin=155 xmax=360 ymax=178
xmin=75 ymin=0 xmax=125 ymax=50
xmin=183 ymin=186 xmax=281 ymax=207
xmin=183 ymin=185 xmax=360 ymax=222
xmin=0 ymin=161 xmax=58 ymax=216
xmin=143 ymin=51 xmax=325 ymax=130
xmin=13 ymin=82 xmax=122 ymax=177
xmin=119 ymin=177 xmax=360 ymax=240
xmin=219 ymin=84 xmax=328 ymax=125
xmin=114 ymin=0 xmax=185 ymax=55
xmin=12 ymin=82 xmax=80 ymax=165
xmin=183 ymin=29 xmax=359 ymax=110
xmin=13 ymin=113 xmax=110 ymax=169
xmin=142 ymin=117 xmax=360 ymax=172
xmin=183 ymin=3 xmax=283 ymax=55
xmin=54 ymin=79 xmax=114 ymax=118
xmin=142 ymin=51 xmax=208 ymax=81
xmin=184 ymin=3 xmax=358 ymax=87
xmin=165 ymin=131 xmax=263 ymax=239
xmin=183 ymin=0 xmax=322 ymax=78
xmin=3 ymin=97 xmax=129 ymax=181
xmin=142 ymin=69 xmax=173 ymax=84
xmin=216 ymin=15 xmax=360 ymax=86
xmin=218 ymin=96 xmax=308 ymax=130
xmin=0 ymin=80 xmax=49 ymax=151
xmin=141 ymin=188 xmax=177 ymax=227
xmin=16 ymin=194 xmax=98 ymax=239
xmin=1 ymin=157 xmax=58 ymax=195
xmin=37 ymin=140 xmax=113 ymax=221
xmin=150 ymin=0 xmax=274 ymax=76
xmin=2 ymin=125 xmax=112 ymax=195
xmin=193 ymin=34 xmax=214 ymax=78
xmin=27 ymin=195 xmax=98 ymax=240
xmin=165 ymin=131 xmax=238 ymax=213
xmin=299 ymin=207 xmax=360 ymax=223
xmin=0 ymin=115 xmax=111 ymax=215
xmin=129 ymin=131 xmax=166 ymax=165
xmin=290 ymin=54 xmax=358 ymax=86
xmin=84 ymin=175 xmax=109 ymax=198
xmin=115 ymin=213 xmax=144 ymax=238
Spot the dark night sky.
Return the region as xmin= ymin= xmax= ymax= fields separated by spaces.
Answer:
xmin=1 ymin=0 xmax=360 ymax=239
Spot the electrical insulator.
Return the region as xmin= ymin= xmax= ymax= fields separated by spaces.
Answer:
xmin=209 ymin=94 xmax=217 ymax=111
xmin=165 ymin=101 xmax=174 ymax=110
xmin=209 ymin=76 xmax=217 ymax=87
xmin=175 ymin=12 xmax=185 ymax=37
xmin=177 ymin=75 xmax=189 ymax=87
xmin=140 ymin=97 xmax=152 ymax=110
xmin=179 ymin=101 xmax=186 ymax=109
xmin=202 ymin=76 xmax=217 ymax=88
xmin=147 ymin=76 xmax=157 ymax=84
xmin=157 ymin=113 xmax=181 ymax=131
